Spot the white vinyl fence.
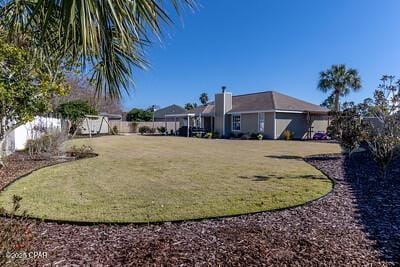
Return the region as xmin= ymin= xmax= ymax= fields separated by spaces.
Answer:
xmin=3 ymin=116 xmax=62 ymax=154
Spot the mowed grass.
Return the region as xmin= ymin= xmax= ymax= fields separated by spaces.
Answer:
xmin=0 ymin=136 xmax=340 ymax=223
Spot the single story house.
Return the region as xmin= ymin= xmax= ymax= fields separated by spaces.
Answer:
xmin=165 ymin=89 xmax=330 ymax=139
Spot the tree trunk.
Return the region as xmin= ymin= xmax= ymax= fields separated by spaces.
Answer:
xmin=0 ymin=139 xmax=6 ymax=168
xmin=333 ymin=91 xmax=341 ymax=112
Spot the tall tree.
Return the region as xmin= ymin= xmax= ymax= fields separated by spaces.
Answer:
xmin=54 ymin=75 xmax=123 ymax=114
xmin=184 ymin=103 xmax=195 ymax=110
xmin=0 ymin=38 xmax=66 ymax=167
xmin=318 ymin=64 xmax=362 ymax=112
xmin=0 ymin=0 xmax=195 ymax=99
xmin=199 ymin=92 xmax=208 ymax=106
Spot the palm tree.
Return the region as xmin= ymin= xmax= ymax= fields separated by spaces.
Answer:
xmin=184 ymin=103 xmax=195 ymax=110
xmin=199 ymin=92 xmax=208 ymax=106
xmin=0 ymin=0 xmax=195 ymax=99
xmin=318 ymin=64 xmax=362 ymax=112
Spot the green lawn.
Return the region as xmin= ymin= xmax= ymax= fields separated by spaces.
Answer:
xmin=0 ymin=136 xmax=340 ymax=223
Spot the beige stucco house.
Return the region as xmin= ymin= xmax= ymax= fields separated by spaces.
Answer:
xmin=165 ymin=89 xmax=330 ymax=139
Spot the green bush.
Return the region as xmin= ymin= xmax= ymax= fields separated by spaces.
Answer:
xmin=250 ymin=133 xmax=258 ymax=139
xmin=56 ymin=100 xmax=97 ymax=135
xmin=138 ymin=126 xmax=151 ymax=135
xmin=212 ymin=131 xmax=220 ymax=139
xmin=257 ymin=133 xmax=264 ymax=140
xmin=157 ymin=126 xmax=167 ymax=134
xmin=126 ymin=108 xmax=152 ymax=122
xmin=67 ymin=145 xmax=95 ymax=159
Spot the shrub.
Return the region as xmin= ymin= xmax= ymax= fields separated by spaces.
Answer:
xmin=229 ymin=132 xmax=237 ymax=138
xmin=250 ymin=133 xmax=258 ymax=139
xmin=126 ymin=108 xmax=153 ymax=122
xmin=26 ymin=131 xmax=67 ymax=156
xmin=212 ymin=131 xmax=220 ymax=139
xmin=170 ymin=129 xmax=174 ymax=135
xmin=0 ymin=196 xmax=37 ymax=266
xmin=157 ymin=126 xmax=167 ymax=134
xmin=283 ymin=129 xmax=294 ymax=140
xmin=138 ymin=126 xmax=151 ymax=135
xmin=204 ymin=132 xmax=213 ymax=139
xmin=67 ymin=145 xmax=95 ymax=159
xmin=257 ymin=133 xmax=264 ymax=140
xmin=112 ymin=125 xmax=119 ymax=135
xmin=149 ymin=128 xmax=156 ymax=134
xmin=241 ymin=134 xmax=250 ymax=140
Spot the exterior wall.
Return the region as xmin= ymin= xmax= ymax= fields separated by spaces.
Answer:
xmin=264 ymin=112 xmax=275 ymax=139
xmin=238 ymin=113 xmax=258 ymax=133
xmin=275 ymin=113 xmax=308 ymax=139
xmin=225 ymin=112 xmax=275 ymax=138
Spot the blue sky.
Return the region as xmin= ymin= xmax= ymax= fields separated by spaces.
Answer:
xmin=121 ymin=0 xmax=400 ymax=111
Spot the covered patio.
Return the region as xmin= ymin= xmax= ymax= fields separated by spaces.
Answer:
xmin=165 ymin=111 xmax=214 ymax=137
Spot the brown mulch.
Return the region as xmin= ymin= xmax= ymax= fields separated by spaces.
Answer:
xmin=1 ymin=152 xmax=399 ymax=266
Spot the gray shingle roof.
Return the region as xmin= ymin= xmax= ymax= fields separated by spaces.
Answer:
xmin=229 ymin=91 xmax=328 ymax=113
xmin=190 ymin=105 xmax=215 ymax=115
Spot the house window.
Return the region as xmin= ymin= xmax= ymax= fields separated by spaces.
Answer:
xmin=232 ymin=114 xmax=241 ymax=131
xmin=258 ymin=112 xmax=265 ymax=132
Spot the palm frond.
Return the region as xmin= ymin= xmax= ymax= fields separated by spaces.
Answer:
xmin=0 ymin=0 xmax=196 ymax=99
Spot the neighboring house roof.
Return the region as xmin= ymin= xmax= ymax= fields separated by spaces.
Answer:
xmin=190 ymin=105 xmax=215 ymax=116
xmin=154 ymin=104 xmax=187 ymax=119
xmin=228 ymin=91 xmax=328 ymax=114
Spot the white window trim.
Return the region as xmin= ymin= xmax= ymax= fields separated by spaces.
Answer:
xmin=231 ymin=114 xmax=241 ymax=132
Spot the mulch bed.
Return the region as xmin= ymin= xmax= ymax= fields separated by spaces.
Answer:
xmin=1 ymin=152 xmax=399 ymax=266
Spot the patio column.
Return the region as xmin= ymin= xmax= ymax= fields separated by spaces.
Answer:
xmin=199 ymin=115 xmax=202 ymax=128
xmin=174 ymin=116 xmax=177 ymax=135
xmin=187 ymin=114 xmax=190 ymax=137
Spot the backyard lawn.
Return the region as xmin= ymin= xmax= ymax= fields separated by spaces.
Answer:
xmin=0 ymin=136 xmax=340 ymax=223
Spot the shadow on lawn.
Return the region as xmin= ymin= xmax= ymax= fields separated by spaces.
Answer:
xmin=238 ymin=174 xmax=327 ymax=181
xmin=265 ymin=155 xmax=303 ymax=160
xmin=327 ymin=152 xmax=400 ymax=263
